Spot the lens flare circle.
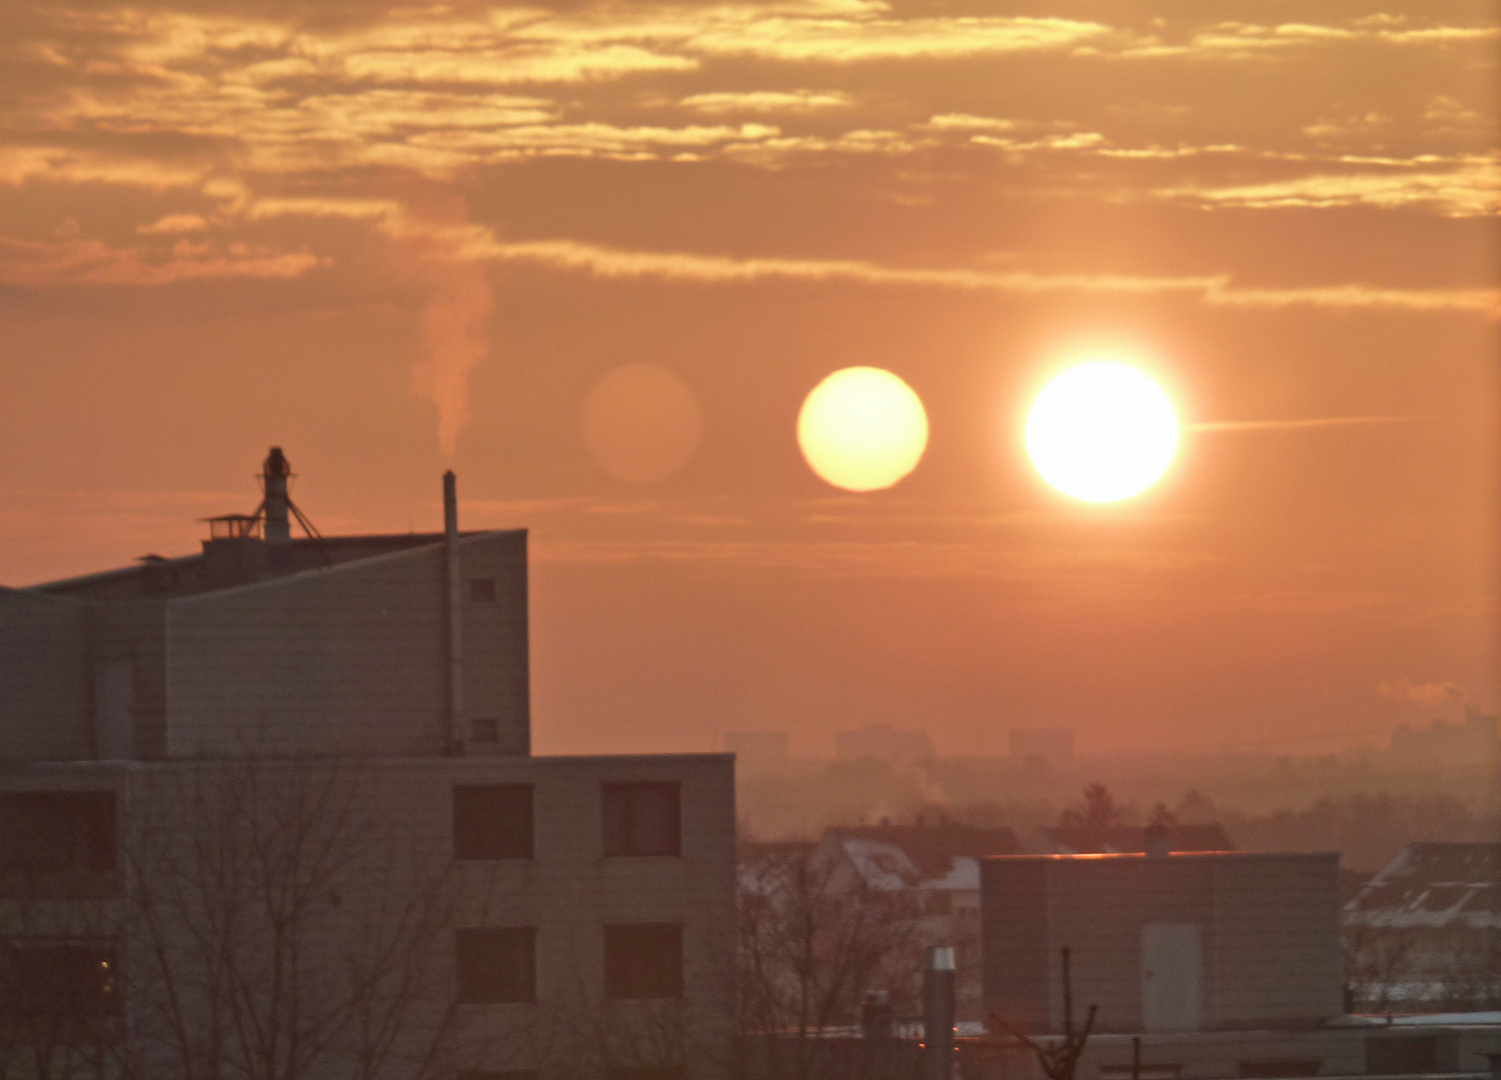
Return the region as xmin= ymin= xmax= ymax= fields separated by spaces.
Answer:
xmin=797 ymin=367 xmax=929 ymax=492
xmin=1026 ymin=362 xmax=1178 ymax=502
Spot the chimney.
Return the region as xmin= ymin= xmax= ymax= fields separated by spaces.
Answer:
xmin=443 ymin=471 xmax=464 ymax=752
xmin=923 ymin=946 xmax=956 ymax=1080
xmin=1144 ymin=822 xmax=1172 ymax=858
xmin=262 ymin=447 xmax=292 ymax=544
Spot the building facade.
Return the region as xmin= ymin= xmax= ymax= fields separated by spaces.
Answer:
xmin=0 ymin=449 xmax=736 ymax=1080
xmin=982 ymin=851 xmax=1344 ymax=1035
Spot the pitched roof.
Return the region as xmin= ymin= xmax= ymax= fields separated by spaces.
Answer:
xmin=825 ymin=822 xmax=1019 ymax=881
xmin=1346 ymin=842 xmax=1501 ymax=929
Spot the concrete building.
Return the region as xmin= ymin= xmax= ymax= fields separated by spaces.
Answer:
xmin=981 ymin=850 xmax=1344 ymax=1035
xmin=722 ymin=731 xmax=789 ymax=767
xmin=0 ymin=448 xmax=736 ymax=1080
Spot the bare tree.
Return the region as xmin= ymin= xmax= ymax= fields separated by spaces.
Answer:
xmin=737 ymin=843 xmax=921 ymax=1080
xmin=988 ymin=948 xmax=1096 ymax=1080
xmin=1432 ymin=927 xmax=1501 ymax=1012
xmin=1341 ymin=922 xmax=1417 ymax=1014
xmin=118 ymin=756 xmax=502 ymax=1080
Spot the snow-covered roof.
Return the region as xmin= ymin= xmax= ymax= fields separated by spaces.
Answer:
xmin=1345 ymin=843 xmax=1500 ymax=929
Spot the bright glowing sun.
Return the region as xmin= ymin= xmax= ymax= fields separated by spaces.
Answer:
xmin=798 ymin=367 xmax=929 ymax=492
xmin=1026 ymin=362 xmax=1178 ymax=502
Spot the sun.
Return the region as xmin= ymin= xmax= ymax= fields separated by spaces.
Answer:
xmin=798 ymin=367 xmax=929 ymax=492
xmin=1026 ymin=362 xmax=1178 ymax=502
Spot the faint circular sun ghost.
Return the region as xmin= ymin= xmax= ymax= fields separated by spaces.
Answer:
xmin=797 ymin=367 xmax=929 ymax=492
xmin=581 ymin=364 xmax=702 ymax=484
xmin=1025 ymin=361 xmax=1178 ymax=502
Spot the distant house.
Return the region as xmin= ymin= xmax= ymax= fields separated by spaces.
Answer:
xmin=1025 ymin=822 xmax=1234 ymax=855
xmin=821 ymin=821 xmax=1019 ymax=1019
xmin=1344 ymin=842 xmax=1501 ymax=1010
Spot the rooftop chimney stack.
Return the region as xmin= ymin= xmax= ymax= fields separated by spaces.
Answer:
xmin=1144 ymin=822 xmax=1172 ymax=858
xmin=262 ymin=447 xmax=292 ymax=545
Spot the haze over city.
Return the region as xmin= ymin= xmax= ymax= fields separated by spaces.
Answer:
xmin=0 ymin=0 xmax=1495 ymax=760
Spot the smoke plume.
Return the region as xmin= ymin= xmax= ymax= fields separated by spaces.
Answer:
xmin=1378 ymin=679 xmax=1463 ymax=706
xmin=413 ymin=258 xmax=493 ymax=456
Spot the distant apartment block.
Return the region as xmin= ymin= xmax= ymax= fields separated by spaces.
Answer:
xmin=834 ymin=723 xmax=935 ymax=767
xmin=723 ymin=730 xmax=789 ymax=766
xmin=0 ymin=448 xmax=735 ymax=1080
xmin=1008 ymin=728 xmax=1075 ymax=761
xmin=1389 ymin=706 xmax=1499 ymax=764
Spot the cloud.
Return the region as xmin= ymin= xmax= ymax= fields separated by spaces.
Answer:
xmin=136 ymin=213 xmax=209 ymax=234
xmin=463 ymin=237 xmax=1500 ymax=317
xmin=686 ymin=13 xmax=1110 ymax=62
xmin=0 ymin=235 xmax=323 ymax=287
xmin=923 ymin=113 xmax=1020 ymax=132
xmin=1156 ymin=156 xmax=1500 ymax=217
xmin=680 ymin=89 xmax=853 ymax=113
xmin=1187 ymin=417 xmax=1422 ymax=433
xmin=1378 ymin=679 xmax=1463 ymax=706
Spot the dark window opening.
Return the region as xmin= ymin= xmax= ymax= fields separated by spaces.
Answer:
xmin=455 ymin=927 xmax=535 ymax=1004
xmin=604 ymin=923 xmax=683 ymax=1000
xmin=0 ymin=791 xmax=117 ymax=874
xmin=453 ymin=785 xmax=533 ymax=861
xmin=602 ymin=783 xmax=680 ymax=857
xmin=470 ymin=578 xmax=497 ymax=602
xmin=0 ymin=940 xmax=120 ymax=1019
xmin=471 ymin=718 xmax=500 ymax=743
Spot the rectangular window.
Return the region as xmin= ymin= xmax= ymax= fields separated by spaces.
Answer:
xmin=453 ymin=785 xmax=533 ymax=861
xmin=0 ymin=939 xmax=120 ymax=1019
xmin=604 ymin=923 xmax=683 ymax=1000
xmin=455 ymin=928 xmax=535 ymax=1004
xmin=602 ymin=783 xmax=680 ymax=857
xmin=470 ymin=578 xmax=497 ymax=602
xmin=0 ymin=791 xmax=117 ymax=874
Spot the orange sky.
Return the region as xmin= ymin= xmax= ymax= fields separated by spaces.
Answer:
xmin=0 ymin=0 xmax=1495 ymax=756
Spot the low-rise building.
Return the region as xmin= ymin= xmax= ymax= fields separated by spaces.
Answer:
xmin=982 ymin=850 xmax=1344 ymax=1035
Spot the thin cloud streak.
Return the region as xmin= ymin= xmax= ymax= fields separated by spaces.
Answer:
xmin=1187 ymin=417 xmax=1425 ymax=433
xmin=476 ymin=238 xmax=1501 ymax=317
